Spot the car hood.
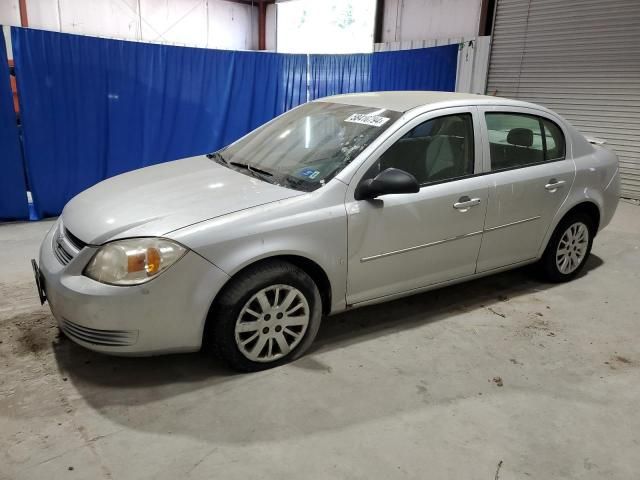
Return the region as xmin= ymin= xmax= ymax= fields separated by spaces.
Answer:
xmin=61 ymin=155 xmax=304 ymax=244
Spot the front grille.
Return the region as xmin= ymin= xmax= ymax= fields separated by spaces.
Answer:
xmin=53 ymin=241 xmax=73 ymax=265
xmin=64 ymin=228 xmax=87 ymax=250
xmin=61 ymin=318 xmax=139 ymax=346
xmin=52 ymin=223 xmax=85 ymax=266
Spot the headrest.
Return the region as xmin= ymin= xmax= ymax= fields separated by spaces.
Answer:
xmin=507 ymin=128 xmax=533 ymax=147
xmin=440 ymin=117 xmax=466 ymax=137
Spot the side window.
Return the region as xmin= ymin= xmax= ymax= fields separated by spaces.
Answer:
xmin=486 ymin=113 xmax=566 ymax=171
xmin=365 ymin=113 xmax=475 ymax=185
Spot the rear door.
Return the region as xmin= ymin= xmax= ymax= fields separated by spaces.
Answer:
xmin=476 ymin=107 xmax=576 ymax=272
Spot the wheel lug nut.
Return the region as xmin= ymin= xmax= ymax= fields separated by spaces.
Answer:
xmin=275 ymin=325 xmax=282 ymax=332
xmin=264 ymin=314 xmax=270 ymax=321
xmin=263 ymin=327 xmax=269 ymax=334
xmin=276 ymin=312 xmax=284 ymax=319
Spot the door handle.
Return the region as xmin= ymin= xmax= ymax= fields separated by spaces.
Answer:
xmin=545 ymin=179 xmax=566 ymax=191
xmin=453 ymin=196 xmax=481 ymax=212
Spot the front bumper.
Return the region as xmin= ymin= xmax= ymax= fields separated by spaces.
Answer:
xmin=39 ymin=223 xmax=230 ymax=355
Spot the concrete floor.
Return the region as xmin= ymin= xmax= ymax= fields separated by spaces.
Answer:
xmin=1 ymin=201 xmax=639 ymax=480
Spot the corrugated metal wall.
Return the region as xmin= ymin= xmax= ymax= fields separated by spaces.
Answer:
xmin=487 ymin=0 xmax=640 ymax=199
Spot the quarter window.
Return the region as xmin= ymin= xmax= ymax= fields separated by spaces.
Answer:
xmin=486 ymin=113 xmax=566 ymax=171
xmin=542 ymin=119 xmax=566 ymax=161
xmin=366 ymin=113 xmax=475 ymax=185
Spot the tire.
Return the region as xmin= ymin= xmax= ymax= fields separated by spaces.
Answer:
xmin=206 ymin=260 xmax=322 ymax=372
xmin=537 ymin=212 xmax=595 ymax=283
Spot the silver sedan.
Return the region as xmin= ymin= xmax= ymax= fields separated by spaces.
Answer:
xmin=34 ymin=91 xmax=620 ymax=371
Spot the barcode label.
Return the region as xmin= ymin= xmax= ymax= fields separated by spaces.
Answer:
xmin=344 ymin=113 xmax=390 ymax=127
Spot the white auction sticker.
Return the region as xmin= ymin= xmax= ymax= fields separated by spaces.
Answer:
xmin=344 ymin=113 xmax=390 ymax=127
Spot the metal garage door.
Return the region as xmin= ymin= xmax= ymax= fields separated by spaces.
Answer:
xmin=487 ymin=0 xmax=640 ymax=199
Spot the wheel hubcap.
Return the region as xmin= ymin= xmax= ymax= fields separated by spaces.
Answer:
xmin=556 ymin=222 xmax=589 ymax=275
xmin=234 ymin=284 xmax=310 ymax=363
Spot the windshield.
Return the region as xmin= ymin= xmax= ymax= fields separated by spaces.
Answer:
xmin=211 ymin=102 xmax=402 ymax=192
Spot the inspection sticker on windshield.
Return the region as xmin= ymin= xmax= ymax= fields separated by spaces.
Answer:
xmin=344 ymin=113 xmax=390 ymax=127
xmin=298 ymin=167 xmax=320 ymax=179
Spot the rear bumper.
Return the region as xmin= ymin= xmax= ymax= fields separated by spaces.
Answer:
xmin=39 ymin=223 xmax=229 ymax=355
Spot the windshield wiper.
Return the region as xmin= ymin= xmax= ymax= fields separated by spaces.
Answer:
xmin=281 ymin=175 xmax=317 ymax=192
xmin=206 ymin=151 xmax=228 ymax=165
xmin=229 ymin=161 xmax=273 ymax=178
xmin=208 ymin=152 xmax=274 ymax=182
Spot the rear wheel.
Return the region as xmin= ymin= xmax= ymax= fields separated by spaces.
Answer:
xmin=538 ymin=212 xmax=595 ymax=282
xmin=207 ymin=260 xmax=322 ymax=372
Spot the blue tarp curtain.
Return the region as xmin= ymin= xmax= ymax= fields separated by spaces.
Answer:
xmin=10 ymin=27 xmax=458 ymax=218
xmin=370 ymin=45 xmax=458 ymax=91
xmin=310 ymin=53 xmax=371 ymax=99
xmin=12 ymin=28 xmax=308 ymax=218
xmin=309 ymin=44 xmax=458 ymax=99
xmin=0 ymin=29 xmax=29 ymax=221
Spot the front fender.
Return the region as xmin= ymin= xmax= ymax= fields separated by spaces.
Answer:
xmin=168 ymin=182 xmax=349 ymax=313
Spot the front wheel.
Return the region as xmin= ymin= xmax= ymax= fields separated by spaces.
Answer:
xmin=207 ymin=260 xmax=322 ymax=372
xmin=537 ymin=213 xmax=595 ymax=282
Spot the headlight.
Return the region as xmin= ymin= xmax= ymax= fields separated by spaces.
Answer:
xmin=84 ymin=238 xmax=187 ymax=285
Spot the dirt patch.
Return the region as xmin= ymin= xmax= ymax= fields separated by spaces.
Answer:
xmin=516 ymin=317 xmax=559 ymax=340
xmin=0 ymin=294 xmax=58 ymax=357
xmin=527 ymin=318 xmax=551 ymax=331
xmin=0 ymin=282 xmax=68 ymax=422
xmin=15 ymin=313 xmax=56 ymax=355
xmin=614 ymin=355 xmax=632 ymax=365
xmin=605 ymin=355 xmax=635 ymax=370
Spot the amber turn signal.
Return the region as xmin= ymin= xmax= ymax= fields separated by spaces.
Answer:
xmin=145 ymin=247 xmax=161 ymax=275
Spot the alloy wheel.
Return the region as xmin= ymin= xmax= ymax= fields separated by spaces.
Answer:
xmin=555 ymin=222 xmax=589 ymax=275
xmin=234 ymin=284 xmax=310 ymax=362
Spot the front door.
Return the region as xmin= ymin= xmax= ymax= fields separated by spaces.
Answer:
xmin=476 ymin=109 xmax=576 ymax=272
xmin=346 ymin=108 xmax=490 ymax=305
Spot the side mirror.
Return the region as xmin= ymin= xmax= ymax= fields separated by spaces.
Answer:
xmin=355 ymin=167 xmax=420 ymax=201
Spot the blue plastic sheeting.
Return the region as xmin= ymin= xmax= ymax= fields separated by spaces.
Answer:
xmin=11 ymin=26 xmax=458 ymax=218
xmin=370 ymin=45 xmax=458 ymax=91
xmin=310 ymin=44 xmax=458 ymax=100
xmin=0 ymin=30 xmax=28 ymax=221
xmin=11 ymin=28 xmax=307 ymax=218
xmin=310 ymin=53 xmax=371 ymax=99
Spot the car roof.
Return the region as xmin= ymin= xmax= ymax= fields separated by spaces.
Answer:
xmin=317 ymin=91 xmax=541 ymax=113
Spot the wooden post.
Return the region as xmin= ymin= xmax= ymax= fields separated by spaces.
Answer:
xmin=19 ymin=0 xmax=29 ymax=27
